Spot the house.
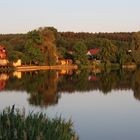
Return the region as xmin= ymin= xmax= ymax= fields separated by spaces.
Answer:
xmin=13 ymin=71 xmax=22 ymax=79
xmin=13 ymin=59 xmax=22 ymax=67
xmin=0 ymin=45 xmax=9 ymax=66
xmin=0 ymin=45 xmax=6 ymax=59
xmin=87 ymin=48 xmax=100 ymax=56
xmin=87 ymin=48 xmax=100 ymax=61
xmin=58 ymin=59 xmax=73 ymax=65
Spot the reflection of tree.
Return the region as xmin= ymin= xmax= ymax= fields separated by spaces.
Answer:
xmin=58 ymin=70 xmax=94 ymax=93
xmin=73 ymin=70 xmax=89 ymax=91
xmin=58 ymin=69 xmax=136 ymax=95
xmin=4 ymin=68 xmax=140 ymax=105
xmin=6 ymin=71 xmax=59 ymax=107
xmin=99 ymin=71 xmax=118 ymax=94
xmin=133 ymin=70 xmax=140 ymax=100
xmin=30 ymin=71 xmax=59 ymax=106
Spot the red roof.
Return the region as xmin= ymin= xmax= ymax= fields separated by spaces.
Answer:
xmin=88 ymin=48 xmax=100 ymax=55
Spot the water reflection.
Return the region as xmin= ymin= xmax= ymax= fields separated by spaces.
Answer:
xmin=0 ymin=69 xmax=140 ymax=106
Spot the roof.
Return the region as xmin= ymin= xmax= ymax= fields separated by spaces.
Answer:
xmin=88 ymin=48 xmax=100 ymax=55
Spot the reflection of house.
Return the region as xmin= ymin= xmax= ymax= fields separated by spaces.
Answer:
xmin=0 ymin=45 xmax=9 ymax=66
xmin=13 ymin=71 xmax=22 ymax=79
xmin=58 ymin=69 xmax=73 ymax=76
xmin=88 ymin=75 xmax=99 ymax=81
xmin=0 ymin=74 xmax=9 ymax=91
xmin=59 ymin=59 xmax=73 ymax=65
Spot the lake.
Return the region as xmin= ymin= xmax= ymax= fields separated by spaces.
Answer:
xmin=0 ymin=69 xmax=140 ymax=140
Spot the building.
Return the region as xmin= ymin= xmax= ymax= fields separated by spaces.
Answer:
xmin=87 ymin=48 xmax=100 ymax=56
xmin=58 ymin=59 xmax=73 ymax=65
xmin=13 ymin=59 xmax=22 ymax=67
xmin=0 ymin=45 xmax=6 ymax=59
xmin=0 ymin=45 xmax=9 ymax=66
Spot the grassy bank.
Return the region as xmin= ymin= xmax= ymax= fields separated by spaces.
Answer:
xmin=0 ymin=106 xmax=78 ymax=140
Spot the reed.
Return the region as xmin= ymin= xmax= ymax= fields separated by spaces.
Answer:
xmin=0 ymin=106 xmax=78 ymax=140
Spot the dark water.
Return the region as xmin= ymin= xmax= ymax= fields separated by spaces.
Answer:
xmin=0 ymin=69 xmax=140 ymax=140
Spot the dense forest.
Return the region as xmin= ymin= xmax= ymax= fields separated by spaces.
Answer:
xmin=0 ymin=27 xmax=140 ymax=67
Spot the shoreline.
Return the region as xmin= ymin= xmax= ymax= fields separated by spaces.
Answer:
xmin=0 ymin=63 xmax=138 ymax=72
xmin=15 ymin=65 xmax=78 ymax=72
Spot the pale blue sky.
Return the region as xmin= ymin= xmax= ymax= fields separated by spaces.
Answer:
xmin=0 ymin=0 xmax=140 ymax=33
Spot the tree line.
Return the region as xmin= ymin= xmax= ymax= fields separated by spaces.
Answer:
xmin=0 ymin=27 xmax=140 ymax=66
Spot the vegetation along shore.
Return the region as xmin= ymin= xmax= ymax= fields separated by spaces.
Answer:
xmin=0 ymin=106 xmax=78 ymax=140
xmin=0 ymin=27 xmax=140 ymax=70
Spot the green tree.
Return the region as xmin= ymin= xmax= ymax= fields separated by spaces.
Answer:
xmin=73 ymin=41 xmax=89 ymax=65
xmin=39 ymin=27 xmax=58 ymax=65
xmin=97 ymin=39 xmax=117 ymax=65
xmin=27 ymin=30 xmax=42 ymax=45
xmin=117 ymin=48 xmax=127 ymax=66
xmin=131 ymin=32 xmax=140 ymax=64
xmin=23 ymin=40 xmax=45 ymax=65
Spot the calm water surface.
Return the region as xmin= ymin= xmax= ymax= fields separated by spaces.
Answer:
xmin=0 ymin=69 xmax=140 ymax=140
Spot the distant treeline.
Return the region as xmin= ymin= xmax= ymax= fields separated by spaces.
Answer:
xmin=60 ymin=32 xmax=132 ymax=42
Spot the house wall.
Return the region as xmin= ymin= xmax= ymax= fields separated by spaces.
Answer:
xmin=13 ymin=59 xmax=22 ymax=67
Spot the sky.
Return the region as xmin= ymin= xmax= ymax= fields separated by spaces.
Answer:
xmin=0 ymin=0 xmax=140 ymax=33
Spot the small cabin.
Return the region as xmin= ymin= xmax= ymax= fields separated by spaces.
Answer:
xmin=87 ymin=48 xmax=100 ymax=56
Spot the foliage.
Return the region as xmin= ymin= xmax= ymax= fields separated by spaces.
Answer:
xmin=0 ymin=27 xmax=140 ymax=66
xmin=117 ymin=48 xmax=127 ymax=66
xmin=27 ymin=30 xmax=42 ymax=45
xmin=22 ymin=40 xmax=45 ymax=65
xmin=131 ymin=32 xmax=140 ymax=64
xmin=73 ymin=42 xmax=89 ymax=65
xmin=0 ymin=106 xmax=77 ymax=140
xmin=97 ymin=39 xmax=117 ymax=65
xmin=39 ymin=27 xmax=58 ymax=65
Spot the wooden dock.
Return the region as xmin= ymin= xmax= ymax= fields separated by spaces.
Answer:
xmin=15 ymin=65 xmax=78 ymax=72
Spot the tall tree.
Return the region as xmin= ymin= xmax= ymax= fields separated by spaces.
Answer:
xmin=97 ymin=39 xmax=117 ymax=65
xmin=39 ymin=27 xmax=58 ymax=65
xmin=23 ymin=40 xmax=45 ymax=65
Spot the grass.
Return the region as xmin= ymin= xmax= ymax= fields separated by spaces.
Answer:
xmin=0 ymin=106 xmax=78 ymax=140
